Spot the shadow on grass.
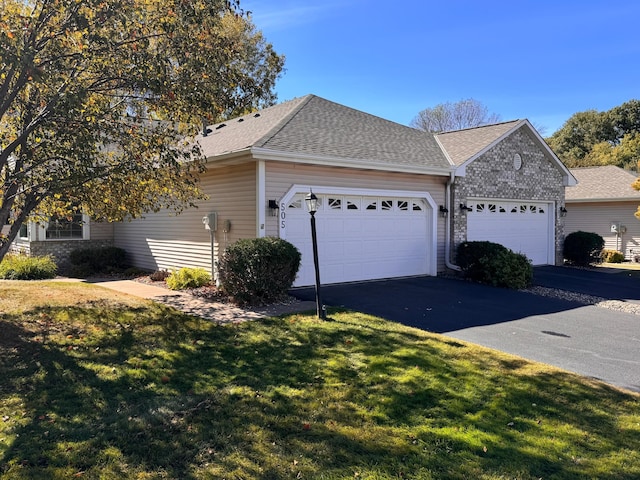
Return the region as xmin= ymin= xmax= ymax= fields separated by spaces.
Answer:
xmin=1 ymin=303 xmax=639 ymax=478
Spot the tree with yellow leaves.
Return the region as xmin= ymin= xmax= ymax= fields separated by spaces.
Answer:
xmin=0 ymin=0 xmax=284 ymax=261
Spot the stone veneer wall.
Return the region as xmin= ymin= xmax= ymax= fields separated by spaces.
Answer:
xmin=452 ymin=128 xmax=566 ymax=265
xmin=18 ymin=239 xmax=114 ymax=273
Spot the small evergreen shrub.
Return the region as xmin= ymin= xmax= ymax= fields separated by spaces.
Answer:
xmin=69 ymin=246 xmax=128 ymax=276
xmin=166 ymin=267 xmax=211 ymax=290
xmin=563 ymin=231 xmax=604 ymax=266
xmin=0 ymin=254 xmax=57 ymax=280
xmin=218 ymin=237 xmax=301 ymax=305
xmin=602 ymin=249 xmax=625 ymax=263
xmin=456 ymin=241 xmax=533 ymax=289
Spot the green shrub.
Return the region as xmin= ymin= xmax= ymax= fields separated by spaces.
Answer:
xmin=218 ymin=237 xmax=301 ymax=305
xmin=0 ymin=254 xmax=57 ymax=280
xmin=166 ymin=267 xmax=211 ymax=290
xmin=456 ymin=241 xmax=533 ymax=289
xmin=563 ymin=231 xmax=604 ymax=266
xmin=602 ymin=249 xmax=625 ymax=263
xmin=69 ymin=246 xmax=128 ymax=276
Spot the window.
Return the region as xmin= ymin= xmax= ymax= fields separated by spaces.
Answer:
xmin=381 ymin=200 xmax=393 ymax=211
xmin=328 ymin=198 xmax=342 ymax=210
xmin=397 ymin=200 xmax=408 ymax=211
xmin=46 ymin=211 xmax=84 ymax=239
xmin=19 ymin=223 xmax=28 ymax=239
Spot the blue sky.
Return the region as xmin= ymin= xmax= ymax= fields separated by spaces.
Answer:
xmin=242 ymin=0 xmax=640 ymax=136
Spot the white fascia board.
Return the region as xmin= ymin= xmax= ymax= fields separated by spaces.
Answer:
xmin=204 ymin=149 xmax=254 ymax=168
xmin=434 ymin=135 xmax=457 ymax=168
xmin=250 ymin=147 xmax=454 ymax=176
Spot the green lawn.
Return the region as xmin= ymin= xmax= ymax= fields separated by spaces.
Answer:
xmin=1 ymin=281 xmax=639 ymax=479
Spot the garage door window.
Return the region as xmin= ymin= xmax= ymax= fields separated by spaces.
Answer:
xmin=473 ymin=202 xmax=546 ymax=215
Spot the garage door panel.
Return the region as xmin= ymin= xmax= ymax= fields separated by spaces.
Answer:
xmin=286 ymin=193 xmax=431 ymax=286
xmin=467 ymin=200 xmax=551 ymax=265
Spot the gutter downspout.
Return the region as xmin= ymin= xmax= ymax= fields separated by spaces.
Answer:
xmin=445 ymin=171 xmax=461 ymax=271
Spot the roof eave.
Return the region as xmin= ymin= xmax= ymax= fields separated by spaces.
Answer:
xmin=251 ymin=147 xmax=454 ymax=176
xmin=205 ymin=148 xmax=254 ymax=167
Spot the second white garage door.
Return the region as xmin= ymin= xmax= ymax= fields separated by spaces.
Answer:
xmin=282 ymin=191 xmax=434 ymax=287
xmin=466 ymin=199 xmax=553 ymax=265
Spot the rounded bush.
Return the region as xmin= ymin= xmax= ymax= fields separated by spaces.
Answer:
xmin=563 ymin=231 xmax=604 ymax=266
xmin=166 ymin=267 xmax=211 ymax=290
xmin=218 ymin=237 xmax=301 ymax=305
xmin=602 ymin=249 xmax=625 ymax=263
xmin=456 ymin=241 xmax=533 ymax=289
xmin=0 ymin=254 xmax=57 ymax=280
xmin=69 ymin=246 xmax=128 ymax=276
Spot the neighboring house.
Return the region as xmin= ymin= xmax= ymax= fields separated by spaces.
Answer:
xmin=9 ymin=95 xmax=577 ymax=285
xmin=565 ymin=165 xmax=640 ymax=260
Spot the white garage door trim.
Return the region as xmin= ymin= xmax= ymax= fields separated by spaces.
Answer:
xmin=466 ymin=198 xmax=555 ymax=265
xmin=279 ymin=185 xmax=438 ymax=286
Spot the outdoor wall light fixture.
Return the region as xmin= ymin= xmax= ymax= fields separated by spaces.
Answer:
xmin=439 ymin=205 xmax=449 ymax=217
xmin=459 ymin=203 xmax=472 ymax=211
xmin=268 ymin=199 xmax=279 ymax=216
xmin=559 ymin=206 xmax=568 ymax=217
xmin=305 ymin=190 xmax=326 ymax=320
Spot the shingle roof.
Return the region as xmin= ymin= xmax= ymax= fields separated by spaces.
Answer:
xmin=435 ymin=120 xmax=522 ymax=166
xmin=199 ymin=94 xmax=452 ymax=173
xmin=567 ymin=165 xmax=640 ymax=202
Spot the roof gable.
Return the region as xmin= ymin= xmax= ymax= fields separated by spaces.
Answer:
xmin=567 ymin=165 xmax=640 ymax=202
xmin=198 ymin=95 xmax=452 ymax=174
xmin=436 ymin=119 xmax=577 ymax=187
xmin=435 ymin=120 xmax=521 ymax=166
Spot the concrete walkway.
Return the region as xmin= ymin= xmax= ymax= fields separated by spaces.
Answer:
xmin=81 ymin=278 xmax=317 ymax=324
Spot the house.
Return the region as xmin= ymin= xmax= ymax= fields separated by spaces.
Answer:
xmin=565 ymin=165 xmax=640 ymax=260
xmin=9 ymin=95 xmax=576 ymax=285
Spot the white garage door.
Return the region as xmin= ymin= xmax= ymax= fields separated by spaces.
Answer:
xmin=283 ymin=192 xmax=431 ymax=286
xmin=466 ymin=200 xmax=552 ymax=265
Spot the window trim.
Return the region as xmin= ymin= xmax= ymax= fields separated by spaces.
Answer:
xmin=40 ymin=213 xmax=90 ymax=241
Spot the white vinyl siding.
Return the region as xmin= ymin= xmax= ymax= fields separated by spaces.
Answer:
xmin=564 ymin=201 xmax=640 ymax=259
xmin=264 ymin=161 xmax=448 ymax=272
xmin=114 ymin=162 xmax=256 ymax=273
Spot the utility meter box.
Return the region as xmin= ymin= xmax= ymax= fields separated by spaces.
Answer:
xmin=202 ymin=212 xmax=217 ymax=231
xmin=611 ymin=222 xmax=621 ymax=233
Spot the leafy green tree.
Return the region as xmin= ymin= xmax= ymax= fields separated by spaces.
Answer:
xmin=410 ymin=98 xmax=501 ymax=133
xmin=584 ymin=134 xmax=640 ymax=170
xmin=547 ymin=100 xmax=640 ymax=168
xmin=545 ymin=110 xmax=613 ymax=166
xmin=608 ymin=100 xmax=640 ymax=141
xmin=0 ymin=0 xmax=284 ymax=262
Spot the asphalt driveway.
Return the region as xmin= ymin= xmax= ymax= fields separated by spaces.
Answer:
xmin=291 ymin=266 xmax=640 ymax=393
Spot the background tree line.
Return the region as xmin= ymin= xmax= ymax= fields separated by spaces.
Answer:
xmin=545 ymin=100 xmax=640 ymax=170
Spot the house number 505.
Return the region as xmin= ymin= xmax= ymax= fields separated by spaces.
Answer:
xmin=280 ymin=202 xmax=286 ymax=229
